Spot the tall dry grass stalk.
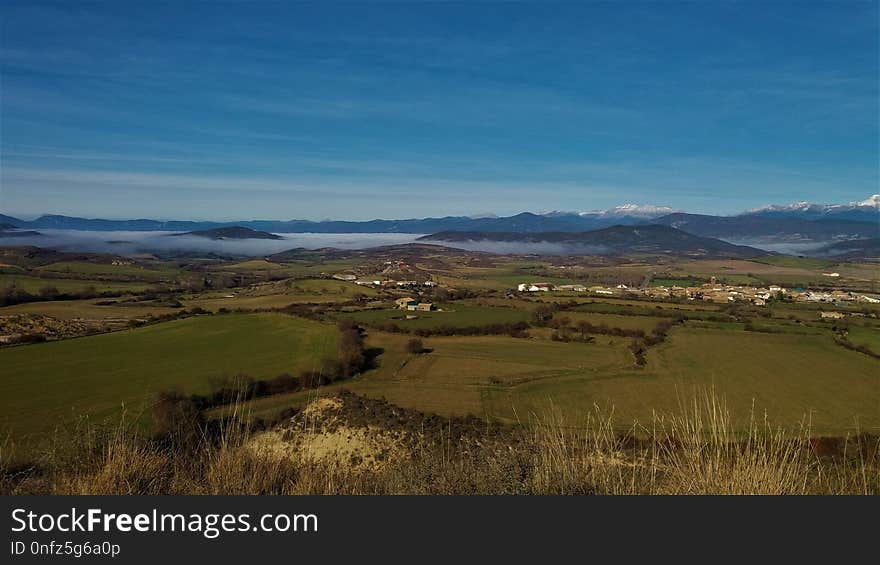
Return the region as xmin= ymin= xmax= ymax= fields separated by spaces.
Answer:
xmin=652 ymin=394 xmax=813 ymax=494
xmin=2 ymin=390 xmax=876 ymax=495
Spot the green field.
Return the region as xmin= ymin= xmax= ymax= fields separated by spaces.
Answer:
xmin=751 ymin=256 xmax=835 ymax=270
xmin=0 ymin=313 xmax=338 ymax=446
xmin=483 ymin=326 xmax=879 ymax=434
xmin=560 ymin=311 xmax=668 ymax=332
xmin=33 ymin=261 xmax=180 ymax=281
xmin=1 ymin=274 xmax=155 ymax=293
xmin=0 ymin=298 xmax=180 ymax=320
xmin=847 ymin=325 xmax=880 ymax=353
xmin=341 ymin=303 xmax=530 ymax=329
xmin=183 ymin=278 xmax=378 ymax=311
xmin=230 ymin=259 xmax=363 ymax=277
xmin=432 ymin=263 xmax=578 ymax=290
xmin=650 ymin=278 xmax=697 ymax=287
xmin=210 ymin=319 xmax=879 ymax=436
xmin=344 ymin=332 xmax=633 ymax=417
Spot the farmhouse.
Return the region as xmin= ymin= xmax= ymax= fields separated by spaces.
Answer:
xmin=517 ymin=282 xmax=553 ymax=292
xmin=820 ymin=311 xmax=845 ymax=320
xmin=332 ymin=273 xmax=357 ymax=281
xmin=395 ymin=297 xmax=435 ymax=311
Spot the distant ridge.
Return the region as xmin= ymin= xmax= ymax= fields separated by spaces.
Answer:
xmin=3 ymin=194 xmax=876 ymax=241
xmin=743 ymin=194 xmax=879 ymax=222
xmin=419 ymin=224 xmax=770 ymax=258
xmin=651 ymin=213 xmax=877 ymax=241
xmin=172 ymin=226 xmax=283 ymax=240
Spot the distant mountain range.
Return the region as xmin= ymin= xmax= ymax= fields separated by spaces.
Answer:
xmin=420 ymin=225 xmax=770 ymax=259
xmin=744 ymin=195 xmax=880 ymax=222
xmin=2 ymin=195 xmax=877 ymax=243
xmin=0 ymin=211 xmax=668 ymax=234
xmin=650 ymin=213 xmax=877 ymax=241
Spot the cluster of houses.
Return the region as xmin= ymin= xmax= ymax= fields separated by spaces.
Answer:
xmin=332 ymin=273 xmax=438 ymax=288
xmin=515 ymin=280 xmax=880 ymax=307
xmin=394 ymin=297 xmax=436 ymax=311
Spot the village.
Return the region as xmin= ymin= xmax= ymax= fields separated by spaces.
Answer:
xmin=328 ymin=256 xmax=879 ymax=311
xmin=515 ymin=279 xmax=880 ymax=307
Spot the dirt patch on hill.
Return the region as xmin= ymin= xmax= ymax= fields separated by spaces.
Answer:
xmin=249 ymin=426 xmax=403 ymax=471
xmin=246 ymin=390 xmax=522 ymax=472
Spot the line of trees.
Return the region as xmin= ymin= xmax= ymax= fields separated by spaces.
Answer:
xmin=0 ymin=282 xmax=191 ymax=308
xmin=832 ymin=331 xmax=880 ymax=360
xmin=0 ymin=284 xmax=117 ymax=307
xmin=628 ymin=317 xmax=686 ymax=366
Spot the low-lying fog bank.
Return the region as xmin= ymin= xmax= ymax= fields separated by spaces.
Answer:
xmin=0 ymin=229 xmax=841 ymax=257
xmin=0 ymin=230 xmax=423 ymax=256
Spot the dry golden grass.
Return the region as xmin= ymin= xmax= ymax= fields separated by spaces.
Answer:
xmin=1 ymin=391 xmax=876 ymax=495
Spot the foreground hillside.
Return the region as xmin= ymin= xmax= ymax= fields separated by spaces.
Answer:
xmin=3 ymin=391 xmax=876 ymax=495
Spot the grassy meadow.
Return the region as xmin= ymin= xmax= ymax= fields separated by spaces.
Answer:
xmin=483 ymin=326 xmax=879 ymax=434
xmin=0 ymin=313 xmax=338 ymax=447
xmin=340 ymin=303 xmax=529 ymax=329
xmin=1 ymin=274 xmax=157 ymax=293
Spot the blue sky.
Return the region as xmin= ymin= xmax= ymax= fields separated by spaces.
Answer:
xmin=1 ymin=2 xmax=877 ymax=221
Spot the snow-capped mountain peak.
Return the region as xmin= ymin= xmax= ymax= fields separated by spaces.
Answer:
xmin=539 ymin=203 xmax=675 ymax=218
xmin=746 ymin=201 xmax=815 ymax=213
xmin=743 ymin=194 xmax=879 ymax=219
xmin=853 ymin=194 xmax=880 ymax=208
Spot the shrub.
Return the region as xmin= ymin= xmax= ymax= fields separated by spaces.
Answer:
xmin=152 ymin=390 xmax=203 ymax=447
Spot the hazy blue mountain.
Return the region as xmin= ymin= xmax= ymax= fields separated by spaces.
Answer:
xmin=172 ymin=226 xmax=283 ymax=240
xmin=740 ymin=195 xmax=879 ymax=223
xmin=420 ymin=224 xmax=769 ymax=258
xmin=650 ymin=213 xmax=877 ymax=241
xmin=9 ymin=211 xmax=651 ymax=233
xmin=4 ymin=195 xmax=876 ymax=239
xmin=0 ymin=214 xmax=24 ymax=227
